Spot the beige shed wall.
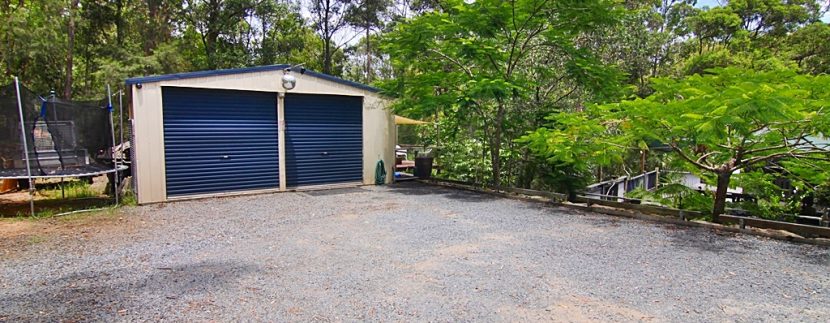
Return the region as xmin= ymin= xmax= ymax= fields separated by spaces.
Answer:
xmin=130 ymin=70 xmax=394 ymax=204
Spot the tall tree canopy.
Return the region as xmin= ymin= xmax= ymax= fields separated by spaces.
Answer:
xmin=614 ymin=68 xmax=830 ymax=220
xmin=523 ymin=68 xmax=830 ymax=219
xmin=383 ymin=0 xmax=624 ymax=186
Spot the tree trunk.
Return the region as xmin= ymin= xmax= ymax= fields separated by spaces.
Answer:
xmin=323 ymin=38 xmax=332 ymax=74
xmin=712 ymin=171 xmax=732 ymax=223
xmin=64 ymin=0 xmax=79 ymax=100
xmin=490 ymin=137 xmax=501 ymax=185
xmin=322 ymin=0 xmax=332 ymax=75
xmin=490 ymin=105 xmax=506 ymax=186
xmin=365 ymin=25 xmax=371 ymax=82
xmin=203 ymin=0 xmax=221 ymax=69
xmin=205 ymin=30 xmax=219 ymax=69
xmin=145 ymin=0 xmax=159 ymax=54
xmin=115 ymin=0 xmax=124 ymax=46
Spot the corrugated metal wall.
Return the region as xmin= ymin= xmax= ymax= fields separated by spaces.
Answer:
xmin=284 ymin=94 xmax=363 ymax=186
xmin=162 ymin=87 xmax=279 ymax=196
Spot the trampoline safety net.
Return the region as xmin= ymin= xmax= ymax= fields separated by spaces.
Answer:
xmin=1 ymin=83 xmax=114 ymax=179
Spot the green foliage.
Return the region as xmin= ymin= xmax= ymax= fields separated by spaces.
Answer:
xmin=43 ymin=181 xmax=99 ymax=200
xmin=626 ymin=182 xmax=714 ymax=215
xmin=816 ymin=181 xmax=830 ymax=210
xmin=0 ymin=1 xmax=68 ymax=94
xmin=619 ymin=68 xmax=830 ymax=163
xmin=788 ymin=22 xmax=830 ymax=75
xmin=601 ymin=67 xmax=830 ymax=217
xmin=382 ymin=0 xmax=625 ymax=185
xmin=727 ymin=0 xmax=821 ymax=37
xmin=0 ymin=0 xmax=343 ymax=99
xmin=120 ymin=189 xmax=137 ymax=206
xmin=517 ymin=109 xmax=625 ymax=193
xmin=688 ymin=6 xmax=742 ymax=49
xmin=731 ymin=170 xmax=797 ymax=220
xmin=436 ymin=137 xmax=493 ymax=184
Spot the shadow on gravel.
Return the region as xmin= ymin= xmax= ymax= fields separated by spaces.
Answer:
xmin=664 ymin=227 xmax=747 ymax=255
xmin=0 ymin=260 xmax=257 ymax=321
xmin=386 ymin=182 xmax=497 ymax=203
xmin=304 ymin=187 xmax=368 ymax=196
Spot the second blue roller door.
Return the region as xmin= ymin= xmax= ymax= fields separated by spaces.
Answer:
xmin=284 ymin=94 xmax=363 ymax=186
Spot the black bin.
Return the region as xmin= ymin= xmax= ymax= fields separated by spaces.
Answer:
xmin=414 ymin=157 xmax=433 ymax=179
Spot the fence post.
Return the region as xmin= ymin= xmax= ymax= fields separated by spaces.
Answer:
xmin=739 ymin=218 xmax=746 ymax=230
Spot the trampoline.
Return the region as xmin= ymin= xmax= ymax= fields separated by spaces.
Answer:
xmin=1 ymin=78 xmax=126 ymax=215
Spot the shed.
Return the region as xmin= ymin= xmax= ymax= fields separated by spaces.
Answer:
xmin=126 ymin=65 xmax=395 ymax=204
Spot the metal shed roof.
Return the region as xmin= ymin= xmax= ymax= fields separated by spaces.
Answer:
xmin=124 ymin=64 xmax=380 ymax=93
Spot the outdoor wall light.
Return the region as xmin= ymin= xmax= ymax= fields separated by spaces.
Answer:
xmin=281 ymin=73 xmax=296 ymax=90
xmin=282 ymin=63 xmax=305 ymax=90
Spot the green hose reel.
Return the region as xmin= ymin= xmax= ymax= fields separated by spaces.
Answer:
xmin=375 ymin=159 xmax=387 ymax=185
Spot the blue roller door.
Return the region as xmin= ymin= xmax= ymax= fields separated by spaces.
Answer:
xmin=285 ymin=94 xmax=363 ymax=186
xmin=162 ymin=87 xmax=279 ymax=196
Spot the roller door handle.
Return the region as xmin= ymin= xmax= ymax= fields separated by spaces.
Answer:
xmin=220 ymin=155 xmax=231 ymax=160
xmin=321 ymin=152 xmax=329 ymax=156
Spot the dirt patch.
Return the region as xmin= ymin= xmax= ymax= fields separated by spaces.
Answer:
xmin=499 ymin=295 xmax=658 ymax=322
xmin=0 ymin=197 xmax=114 ymax=217
xmin=407 ymin=242 xmax=481 ymax=272
xmin=342 ymin=201 xmax=402 ymax=215
xmin=0 ymin=175 xmax=113 ymax=217
xmin=0 ymin=208 xmax=144 ymax=258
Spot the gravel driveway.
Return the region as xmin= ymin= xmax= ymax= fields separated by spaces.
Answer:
xmin=1 ymin=182 xmax=829 ymax=322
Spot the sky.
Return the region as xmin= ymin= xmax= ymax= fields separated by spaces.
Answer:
xmin=696 ymin=0 xmax=830 ymax=22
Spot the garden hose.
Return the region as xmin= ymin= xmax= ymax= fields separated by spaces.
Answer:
xmin=375 ymin=159 xmax=387 ymax=185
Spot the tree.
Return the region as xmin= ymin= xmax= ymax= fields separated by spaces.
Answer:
xmin=517 ymin=110 xmax=626 ymax=199
xmin=344 ymin=33 xmax=394 ymax=83
xmin=181 ymin=0 xmax=257 ymax=69
xmin=727 ymin=0 xmax=821 ymax=39
xmin=253 ymin=1 xmax=321 ymax=67
xmin=383 ymin=0 xmax=623 ymax=186
xmin=0 ymin=0 xmax=68 ymax=94
xmin=604 ymin=68 xmax=830 ymax=221
xmin=788 ymin=22 xmax=830 ymax=75
xmin=309 ymin=0 xmax=351 ymax=75
xmin=345 ymin=0 xmax=390 ymax=82
xmin=64 ymin=0 xmax=79 ymax=99
xmin=586 ymin=0 xmax=697 ymax=96
xmin=687 ymin=6 xmax=741 ymax=54
xmin=143 ymin=0 xmax=181 ymax=55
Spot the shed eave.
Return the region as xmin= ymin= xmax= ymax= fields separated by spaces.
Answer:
xmin=124 ymin=64 xmax=381 ymax=93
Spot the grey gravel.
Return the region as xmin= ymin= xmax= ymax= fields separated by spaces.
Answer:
xmin=1 ymin=182 xmax=829 ymax=322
